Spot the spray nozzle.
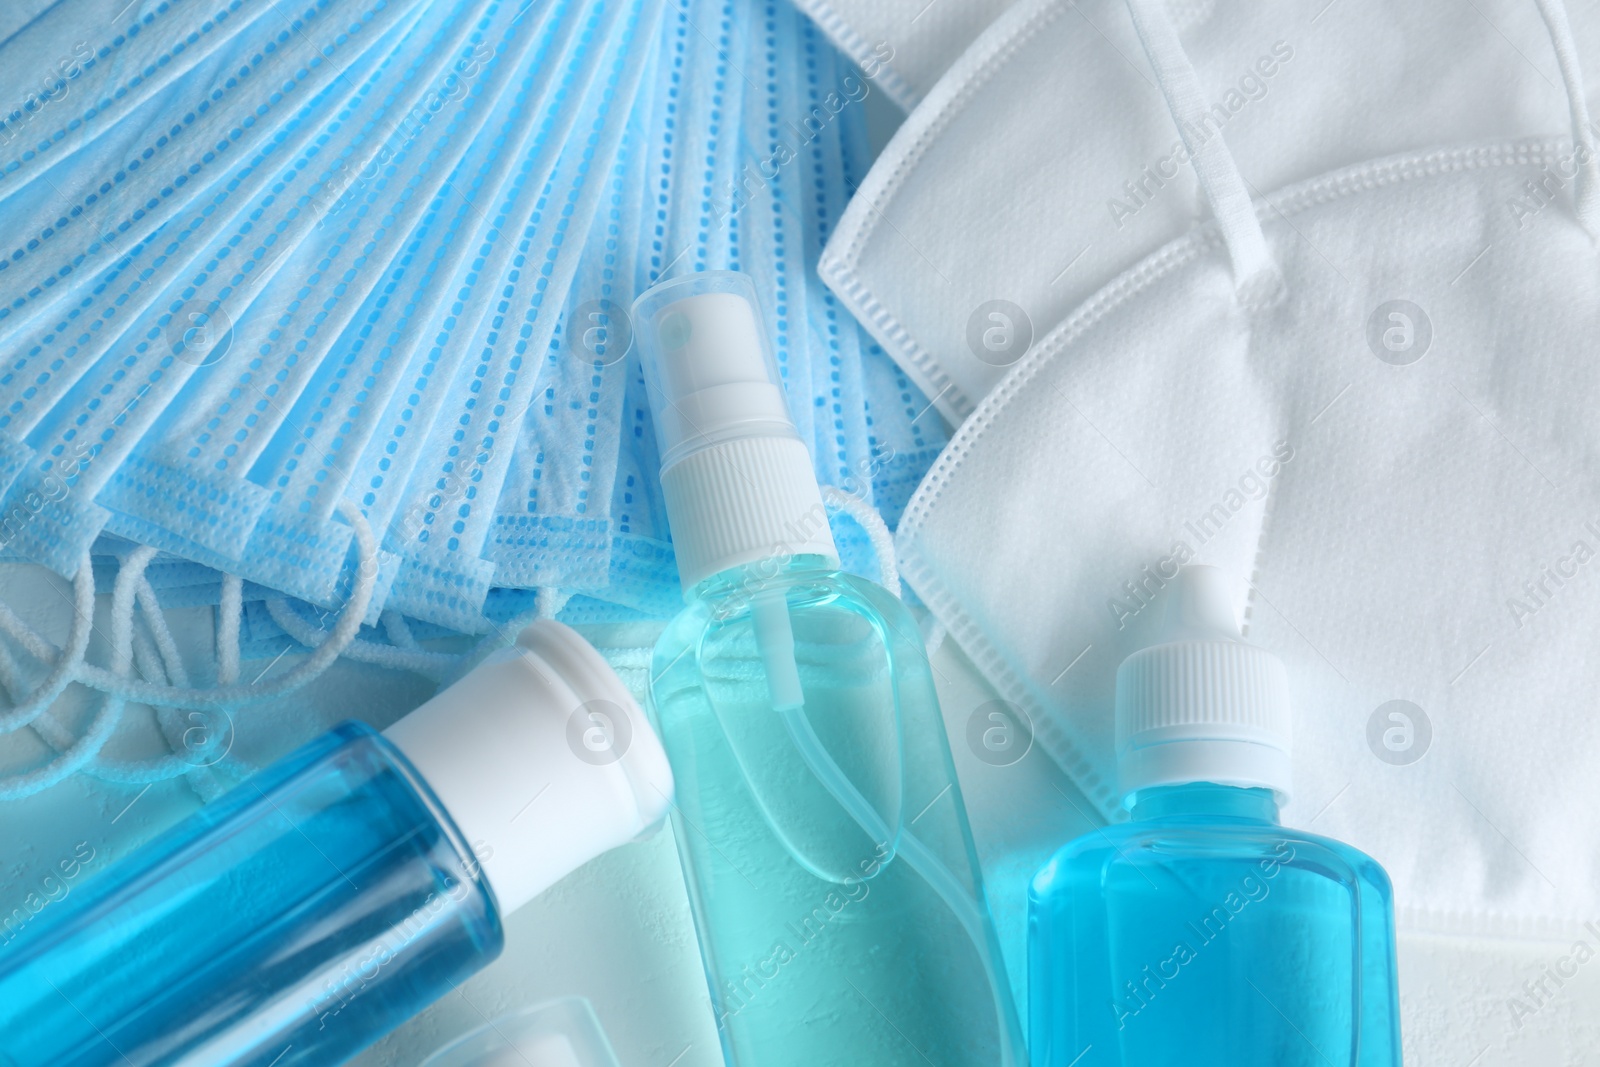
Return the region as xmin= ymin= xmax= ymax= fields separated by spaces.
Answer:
xmin=632 ymin=271 xmax=837 ymax=593
xmin=633 ymin=272 xmax=798 ymax=470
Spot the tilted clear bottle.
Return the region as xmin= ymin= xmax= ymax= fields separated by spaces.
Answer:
xmin=634 ymin=271 xmax=1024 ymax=1067
xmin=0 ymin=622 xmax=671 ymax=1067
xmin=1028 ymin=566 xmax=1401 ymax=1066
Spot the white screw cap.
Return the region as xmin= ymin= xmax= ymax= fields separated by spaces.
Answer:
xmin=1115 ymin=566 xmax=1292 ymax=804
xmin=385 ymin=621 xmax=673 ymax=915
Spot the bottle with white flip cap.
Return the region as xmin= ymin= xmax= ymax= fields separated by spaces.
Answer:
xmin=1027 ymin=566 xmax=1401 ymax=1066
xmin=634 ymin=271 xmax=1023 ymax=1067
xmin=0 ymin=621 xmax=672 ymax=1067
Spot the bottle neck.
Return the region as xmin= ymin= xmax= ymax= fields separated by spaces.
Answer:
xmin=1124 ymin=781 xmax=1281 ymax=824
xmin=691 ymin=553 xmax=837 ymax=607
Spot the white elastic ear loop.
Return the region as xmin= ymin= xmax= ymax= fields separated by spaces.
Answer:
xmin=0 ymin=552 xmax=94 ymax=734
xmin=0 ymin=505 xmax=394 ymax=798
xmin=265 ymin=598 xmax=460 ymax=681
xmin=1534 ymin=0 xmax=1600 ymax=237
xmin=821 ymin=485 xmax=901 ymax=597
xmin=1122 ymin=0 xmax=1283 ymax=307
xmin=71 ymin=501 xmax=382 ymax=708
xmin=0 ymin=548 xmax=144 ymax=800
xmin=134 ymin=578 xmax=232 ymax=800
xmin=217 ymin=573 xmax=244 ymax=686
xmin=0 ymin=501 xmax=380 ymax=717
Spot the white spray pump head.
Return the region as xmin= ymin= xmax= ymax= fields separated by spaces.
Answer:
xmin=633 ymin=272 xmax=838 ymax=593
xmin=1114 ymin=565 xmax=1292 ymax=804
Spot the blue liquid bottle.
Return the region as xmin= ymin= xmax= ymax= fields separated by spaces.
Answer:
xmin=633 ymin=272 xmax=1024 ymax=1066
xmin=1028 ymin=566 xmax=1401 ymax=1066
xmin=0 ymin=621 xmax=671 ymax=1067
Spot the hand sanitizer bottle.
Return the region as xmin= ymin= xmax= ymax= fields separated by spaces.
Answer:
xmin=634 ymin=272 xmax=1024 ymax=1066
xmin=1028 ymin=566 xmax=1401 ymax=1066
xmin=0 ymin=621 xmax=672 ymax=1067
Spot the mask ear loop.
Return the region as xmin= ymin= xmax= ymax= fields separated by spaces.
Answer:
xmin=820 ymin=484 xmax=901 ymax=597
xmin=1122 ymin=0 xmax=1284 ymax=309
xmin=1534 ymin=0 xmax=1600 ymax=239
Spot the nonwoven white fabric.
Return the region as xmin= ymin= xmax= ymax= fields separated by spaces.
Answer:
xmin=788 ymin=0 xmax=1015 ymax=111
xmin=896 ymin=136 xmax=1600 ymax=936
xmin=821 ymin=0 xmax=1600 ymax=421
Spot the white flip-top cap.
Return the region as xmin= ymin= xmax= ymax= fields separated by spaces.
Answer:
xmin=634 ymin=272 xmax=837 ymax=592
xmin=1115 ymin=566 xmax=1292 ymax=804
xmin=385 ymin=621 xmax=673 ymax=916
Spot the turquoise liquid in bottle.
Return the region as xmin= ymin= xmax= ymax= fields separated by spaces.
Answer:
xmin=652 ymin=557 xmax=1019 ymax=1065
xmin=0 ymin=622 xmax=670 ymax=1067
xmin=1027 ymin=567 xmax=1401 ymax=1066
xmin=633 ymin=272 xmax=1022 ymax=1066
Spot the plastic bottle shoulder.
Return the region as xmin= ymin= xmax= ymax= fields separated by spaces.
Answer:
xmin=1032 ymin=809 xmax=1393 ymax=906
xmin=657 ymin=561 xmax=909 ymax=659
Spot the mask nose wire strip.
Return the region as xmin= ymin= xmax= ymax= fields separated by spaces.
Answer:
xmin=821 ymin=484 xmax=901 ymax=598
xmin=1121 ymin=0 xmax=1282 ymax=308
xmin=1534 ymin=0 xmax=1600 ymax=238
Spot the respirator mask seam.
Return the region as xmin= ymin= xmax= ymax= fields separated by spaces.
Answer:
xmin=894 ymin=135 xmax=1593 ymax=821
xmin=898 ymin=135 xmax=1586 ymax=544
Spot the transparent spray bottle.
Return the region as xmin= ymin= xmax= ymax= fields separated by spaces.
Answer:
xmin=634 ymin=272 xmax=1024 ymax=1067
xmin=0 ymin=622 xmax=672 ymax=1067
xmin=1028 ymin=566 xmax=1401 ymax=1066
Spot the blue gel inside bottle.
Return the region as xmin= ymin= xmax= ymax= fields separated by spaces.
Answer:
xmin=1028 ymin=782 xmax=1400 ymax=1066
xmin=0 ymin=722 xmax=501 ymax=1067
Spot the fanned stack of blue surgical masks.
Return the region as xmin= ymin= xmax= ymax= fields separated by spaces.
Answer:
xmin=0 ymin=0 xmax=946 ymax=638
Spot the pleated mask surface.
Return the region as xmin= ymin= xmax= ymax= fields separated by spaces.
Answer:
xmin=821 ymin=0 xmax=1600 ymax=422
xmin=88 ymin=0 xmax=535 ymax=604
xmin=896 ymin=0 xmax=1600 ymax=935
xmin=0 ymin=0 xmax=660 ymax=633
xmin=484 ymin=92 xmax=654 ymax=596
xmin=378 ymin=0 xmax=661 ymax=630
xmin=0 ymin=0 xmax=432 ymax=338
xmin=0 ymin=0 xmax=440 ymax=575
xmin=0 ymin=0 xmax=940 ymax=640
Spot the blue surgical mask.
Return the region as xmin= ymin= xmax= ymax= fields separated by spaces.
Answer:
xmin=485 ymin=89 xmax=655 ymax=597
xmin=381 ymin=0 xmax=662 ymax=632
xmin=0 ymin=0 xmax=456 ymax=579
xmin=0 ymin=0 xmax=433 ymax=334
xmin=0 ymin=0 xmax=660 ymax=633
xmin=83 ymin=0 xmax=536 ymax=622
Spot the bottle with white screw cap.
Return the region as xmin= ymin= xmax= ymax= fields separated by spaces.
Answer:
xmin=0 ymin=621 xmax=671 ymax=1067
xmin=1028 ymin=565 xmax=1401 ymax=1066
xmin=635 ymin=271 xmax=1023 ymax=1066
